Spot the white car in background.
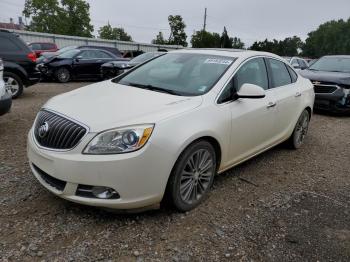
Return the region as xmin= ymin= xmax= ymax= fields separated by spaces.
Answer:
xmin=0 ymin=58 xmax=12 ymax=116
xmin=284 ymin=57 xmax=309 ymax=70
xmin=27 ymin=49 xmax=314 ymax=212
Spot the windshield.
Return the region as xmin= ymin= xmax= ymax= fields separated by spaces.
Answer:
xmin=131 ymin=53 xmax=160 ymax=63
xmin=57 ymin=49 xmax=80 ymax=59
xmin=57 ymin=46 xmax=77 ymax=55
xmin=309 ymin=57 xmax=350 ymax=73
xmin=114 ymin=53 xmax=235 ymax=96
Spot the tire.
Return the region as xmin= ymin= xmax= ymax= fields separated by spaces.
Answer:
xmin=286 ymin=109 xmax=310 ymax=149
xmin=166 ymin=140 xmax=217 ymax=212
xmin=3 ymin=72 xmax=24 ymax=99
xmin=55 ymin=67 xmax=71 ymax=83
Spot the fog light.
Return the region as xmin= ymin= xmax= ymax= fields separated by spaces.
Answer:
xmin=92 ymin=186 xmax=118 ymax=199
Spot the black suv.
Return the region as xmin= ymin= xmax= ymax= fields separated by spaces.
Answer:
xmin=0 ymin=29 xmax=41 ymax=98
xmin=300 ymin=55 xmax=350 ymax=114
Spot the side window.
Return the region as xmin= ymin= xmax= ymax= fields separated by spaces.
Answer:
xmin=96 ymin=51 xmax=113 ymax=59
xmin=298 ymin=59 xmax=308 ymax=69
xmin=287 ymin=66 xmax=298 ymax=83
xmin=0 ymin=37 xmax=22 ymax=51
xmin=217 ymin=58 xmax=268 ymax=104
xmin=80 ymin=50 xmax=94 ymax=59
xmin=268 ymin=59 xmax=292 ymax=88
xmin=233 ymin=58 xmax=269 ymax=91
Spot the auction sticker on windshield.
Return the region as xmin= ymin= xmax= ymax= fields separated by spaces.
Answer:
xmin=204 ymin=58 xmax=233 ymax=65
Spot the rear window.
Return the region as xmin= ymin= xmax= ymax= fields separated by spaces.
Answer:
xmin=41 ymin=43 xmax=56 ymax=50
xmin=0 ymin=36 xmax=22 ymax=51
xmin=29 ymin=43 xmax=41 ymax=50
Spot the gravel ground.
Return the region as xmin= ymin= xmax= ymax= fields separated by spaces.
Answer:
xmin=0 ymin=82 xmax=349 ymax=262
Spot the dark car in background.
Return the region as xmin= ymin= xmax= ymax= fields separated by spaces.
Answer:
xmin=28 ymin=42 xmax=58 ymax=57
xmin=37 ymin=45 xmax=127 ymax=63
xmin=0 ymin=29 xmax=41 ymax=98
xmin=101 ymin=52 xmax=164 ymax=79
xmin=300 ymin=55 xmax=350 ymax=114
xmin=0 ymin=58 xmax=12 ymax=115
xmin=37 ymin=48 xmax=119 ymax=83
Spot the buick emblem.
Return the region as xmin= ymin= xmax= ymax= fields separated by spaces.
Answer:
xmin=38 ymin=122 xmax=49 ymax=138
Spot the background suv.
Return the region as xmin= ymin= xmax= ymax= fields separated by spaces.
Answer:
xmin=300 ymin=55 xmax=350 ymax=114
xmin=0 ymin=29 xmax=40 ymax=98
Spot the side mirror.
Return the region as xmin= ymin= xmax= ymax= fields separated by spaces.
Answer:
xmin=75 ymin=55 xmax=83 ymax=62
xmin=237 ymin=83 xmax=265 ymax=99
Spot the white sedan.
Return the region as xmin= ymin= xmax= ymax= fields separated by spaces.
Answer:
xmin=27 ymin=49 xmax=314 ymax=212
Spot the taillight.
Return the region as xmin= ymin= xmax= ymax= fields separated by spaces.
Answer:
xmin=27 ymin=52 xmax=37 ymax=63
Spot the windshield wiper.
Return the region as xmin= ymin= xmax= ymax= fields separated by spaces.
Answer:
xmin=126 ymin=82 xmax=182 ymax=96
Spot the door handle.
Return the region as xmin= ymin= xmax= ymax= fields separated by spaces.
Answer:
xmin=295 ymin=92 xmax=302 ymax=97
xmin=267 ymin=102 xmax=276 ymax=108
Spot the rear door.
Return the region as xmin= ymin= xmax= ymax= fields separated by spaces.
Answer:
xmin=266 ymin=58 xmax=303 ymax=139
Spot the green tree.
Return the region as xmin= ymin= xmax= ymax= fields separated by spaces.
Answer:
xmin=303 ymin=18 xmax=350 ymax=57
xmin=220 ymin=27 xmax=232 ymax=48
xmin=191 ymin=30 xmax=221 ymax=48
xmin=23 ymin=0 xmax=62 ymax=34
xmin=152 ymin=31 xmax=168 ymax=45
xmin=59 ymin=0 xmax=94 ymax=37
xmin=98 ymin=24 xmax=132 ymax=41
xmin=232 ymin=37 xmax=245 ymax=49
xmin=168 ymin=15 xmax=188 ymax=47
xmin=23 ymin=0 xmax=93 ymax=37
xmin=250 ymin=36 xmax=302 ymax=56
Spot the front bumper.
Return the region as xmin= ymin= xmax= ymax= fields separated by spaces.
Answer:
xmin=27 ymin=129 xmax=175 ymax=210
xmin=314 ymin=88 xmax=350 ymax=114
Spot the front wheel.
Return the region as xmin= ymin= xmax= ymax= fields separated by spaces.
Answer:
xmin=3 ymin=72 xmax=24 ymax=99
xmin=55 ymin=67 xmax=71 ymax=83
xmin=287 ymin=109 xmax=310 ymax=149
xmin=166 ymin=141 xmax=217 ymax=212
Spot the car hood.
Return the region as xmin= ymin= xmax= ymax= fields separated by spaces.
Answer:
xmin=299 ymin=69 xmax=350 ymax=86
xmin=44 ymin=80 xmax=203 ymax=132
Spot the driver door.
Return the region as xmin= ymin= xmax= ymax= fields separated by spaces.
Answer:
xmin=219 ymin=57 xmax=278 ymax=166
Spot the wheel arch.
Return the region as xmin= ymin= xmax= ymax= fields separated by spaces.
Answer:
xmin=305 ymin=106 xmax=312 ymax=119
xmin=4 ymin=67 xmax=27 ymax=86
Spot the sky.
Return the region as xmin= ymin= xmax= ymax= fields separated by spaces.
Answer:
xmin=1 ymin=0 xmax=350 ymax=47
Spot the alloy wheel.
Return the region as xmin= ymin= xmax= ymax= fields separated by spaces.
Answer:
xmin=4 ymin=76 xmax=19 ymax=97
xmin=179 ymin=148 xmax=214 ymax=204
xmin=294 ymin=111 xmax=309 ymax=147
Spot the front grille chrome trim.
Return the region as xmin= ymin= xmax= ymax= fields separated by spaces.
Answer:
xmin=32 ymin=108 xmax=90 ymax=152
xmin=312 ymin=81 xmax=340 ymax=94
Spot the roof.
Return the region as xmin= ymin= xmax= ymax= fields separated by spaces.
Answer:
xmin=170 ymin=48 xmax=281 ymax=60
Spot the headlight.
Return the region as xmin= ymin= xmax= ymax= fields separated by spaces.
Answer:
xmin=83 ymin=124 xmax=154 ymax=154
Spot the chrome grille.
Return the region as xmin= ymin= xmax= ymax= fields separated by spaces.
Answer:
xmin=34 ymin=110 xmax=87 ymax=150
xmin=312 ymin=81 xmax=338 ymax=94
